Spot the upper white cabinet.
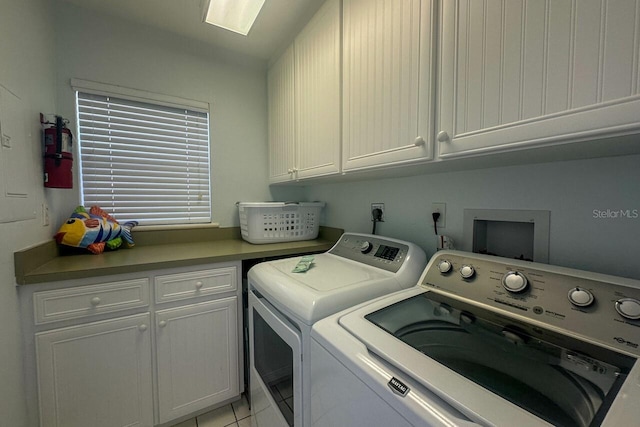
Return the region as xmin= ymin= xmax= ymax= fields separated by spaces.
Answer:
xmin=438 ymin=0 xmax=640 ymax=158
xmin=268 ymin=0 xmax=640 ymax=180
xmin=295 ymin=0 xmax=341 ymax=179
xmin=268 ymin=45 xmax=296 ymax=183
xmin=341 ymin=0 xmax=436 ymax=171
xmin=268 ymin=0 xmax=341 ymax=183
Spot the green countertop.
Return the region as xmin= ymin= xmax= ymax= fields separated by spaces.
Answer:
xmin=15 ymin=226 xmax=343 ymax=285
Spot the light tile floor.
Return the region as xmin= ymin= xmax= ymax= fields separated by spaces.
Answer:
xmin=171 ymin=394 xmax=251 ymax=427
xmin=268 ymin=378 xmax=293 ymax=426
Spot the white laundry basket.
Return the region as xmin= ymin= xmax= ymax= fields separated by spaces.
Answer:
xmin=238 ymin=202 xmax=325 ymax=244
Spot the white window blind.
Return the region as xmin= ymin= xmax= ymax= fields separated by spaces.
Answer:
xmin=76 ymin=91 xmax=211 ymax=226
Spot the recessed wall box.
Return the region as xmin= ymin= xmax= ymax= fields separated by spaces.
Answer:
xmin=463 ymin=209 xmax=550 ymax=263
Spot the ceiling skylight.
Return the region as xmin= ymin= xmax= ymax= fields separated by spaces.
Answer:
xmin=203 ymin=0 xmax=266 ymax=36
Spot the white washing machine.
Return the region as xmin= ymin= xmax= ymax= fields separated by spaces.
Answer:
xmin=310 ymin=250 xmax=640 ymax=427
xmin=248 ymin=232 xmax=427 ymax=427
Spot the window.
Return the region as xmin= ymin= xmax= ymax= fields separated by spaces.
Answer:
xmin=73 ymin=80 xmax=211 ymax=226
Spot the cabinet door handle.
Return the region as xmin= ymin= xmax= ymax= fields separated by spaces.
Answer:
xmin=138 ymin=324 xmax=148 ymax=332
xmin=195 ymin=281 xmax=204 ymax=289
xmin=158 ymin=320 xmax=167 ymax=328
xmin=437 ymin=131 xmax=450 ymax=143
xmin=90 ymin=297 xmax=101 ymax=306
xmin=414 ymin=136 xmax=426 ymax=146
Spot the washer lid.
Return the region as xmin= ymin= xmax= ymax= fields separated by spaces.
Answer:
xmin=338 ymin=288 xmax=636 ymax=427
xmin=249 ymin=253 xmax=400 ymax=324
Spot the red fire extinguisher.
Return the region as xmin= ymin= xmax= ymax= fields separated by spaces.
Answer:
xmin=42 ymin=113 xmax=73 ymax=188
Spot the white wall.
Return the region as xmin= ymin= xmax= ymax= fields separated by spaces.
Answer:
xmin=0 ymin=0 xmax=57 ymax=425
xmin=51 ymin=2 xmax=300 ymax=229
xmin=303 ymin=154 xmax=640 ymax=279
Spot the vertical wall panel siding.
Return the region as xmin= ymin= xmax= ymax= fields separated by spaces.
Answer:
xmin=390 ymin=3 xmax=402 ymax=152
xmin=455 ymin=0 xmax=469 ymax=135
xmin=521 ymin=0 xmax=546 ymax=120
xmin=572 ymin=1 xmax=602 ymax=108
xmin=483 ymin=0 xmax=503 ymax=129
xmin=373 ymin=0 xmax=383 ymax=155
xmin=545 ymin=0 xmax=572 ymax=115
xmin=407 ymin=0 xmax=420 ymax=145
xmin=501 ymin=0 xmax=524 ymax=125
xmin=381 ymin=1 xmax=392 ymax=154
xmin=634 ymin=1 xmax=640 ymax=95
xmin=466 ymin=0 xmax=485 ymax=132
xmin=602 ymin=0 xmax=638 ymax=101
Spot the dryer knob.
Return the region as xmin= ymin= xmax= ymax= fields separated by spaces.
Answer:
xmin=460 ymin=265 xmax=475 ymax=279
xmin=437 ymin=260 xmax=452 ymax=274
xmin=568 ymin=287 xmax=595 ymax=307
xmin=360 ymin=241 xmax=373 ymax=254
xmin=502 ymin=271 xmax=528 ymax=293
xmin=615 ymin=298 xmax=640 ymax=320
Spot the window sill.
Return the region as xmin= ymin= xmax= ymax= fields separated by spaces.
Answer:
xmin=134 ymin=223 xmax=220 ymax=232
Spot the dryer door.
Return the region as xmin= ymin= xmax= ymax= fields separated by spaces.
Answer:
xmin=249 ymin=291 xmax=302 ymax=427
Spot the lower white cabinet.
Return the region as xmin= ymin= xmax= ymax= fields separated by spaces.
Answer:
xmin=156 ymin=297 xmax=239 ymax=423
xmin=23 ymin=261 xmax=243 ymax=427
xmin=36 ymin=313 xmax=154 ymax=427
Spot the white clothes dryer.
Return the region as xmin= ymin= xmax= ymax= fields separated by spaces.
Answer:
xmin=310 ymin=250 xmax=640 ymax=427
xmin=248 ymin=232 xmax=427 ymax=427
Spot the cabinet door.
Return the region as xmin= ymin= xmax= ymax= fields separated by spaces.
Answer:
xmin=439 ymin=0 xmax=640 ymax=158
xmin=36 ymin=313 xmax=153 ymax=427
xmin=294 ymin=0 xmax=341 ymax=179
xmin=156 ymin=297 xmax=239 ymax=423
xmin=268 ymin=45 xmax=296 ymax=183
xmin=342 ymin=0 xmax=436 ymax=171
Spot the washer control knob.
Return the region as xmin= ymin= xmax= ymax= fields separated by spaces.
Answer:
xmin=460 ymin=265 xmax=475 ymax=279
xmin=567 ymin=287 xmax=595 ymax=307
xmin=360 ymin=241 xmax=373 ymax=254
xmin=437 ymin=260 xmax=453 ymax=274
xmin=615 ymin=298 xmax=640 ymax=320
xmin=502 ymin=271 xmax=528 ymax=293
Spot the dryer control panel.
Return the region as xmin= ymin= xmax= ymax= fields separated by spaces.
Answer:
xmin=328 ymin=233 xmax=412 ymax=274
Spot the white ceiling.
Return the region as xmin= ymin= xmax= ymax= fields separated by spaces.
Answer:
xmin=58 ymin=0 xmax=325 ymax=61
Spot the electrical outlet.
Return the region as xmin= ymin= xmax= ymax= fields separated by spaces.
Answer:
xmin=431 ymin=202 xmax=446 ymax=229
xmin=42 ymin=202 xmax=50 ymax=226
xmin=371 ymin=203 xmax=385 ymax=221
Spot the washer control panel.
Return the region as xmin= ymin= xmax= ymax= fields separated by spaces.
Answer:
xmin=422 ymin=250 xmax=640 ymax=356
xmin=328 ymin=233 xmax=410 ymax=273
